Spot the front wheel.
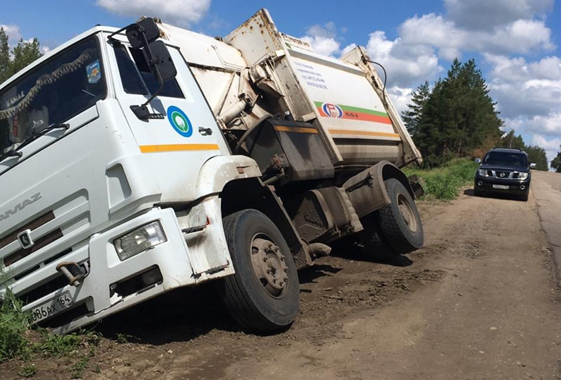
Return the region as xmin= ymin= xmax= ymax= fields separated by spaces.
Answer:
xmin=218 ymin=209 xmax=300 ymax=333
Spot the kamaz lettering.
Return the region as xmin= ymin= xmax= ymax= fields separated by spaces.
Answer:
xmin=0 ymin=193 xmax=42 ymax=222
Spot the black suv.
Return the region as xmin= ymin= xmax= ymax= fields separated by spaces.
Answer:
xmin=474 ymin=148 xmax=535 ymax=201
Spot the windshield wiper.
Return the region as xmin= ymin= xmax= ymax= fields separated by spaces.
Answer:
xmin=0 ymin=123 xmax=69 ymax=164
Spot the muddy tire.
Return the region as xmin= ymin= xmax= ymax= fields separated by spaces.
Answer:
xmin=218 ymin=209 xmax=300 ymax=333
xmin=375 ymin=178 xmax=424 ymax=255
xmin=474 ymin=188 xmax=484 ymax=197
xmin=353 ymin=215 xmax=398 ymax=261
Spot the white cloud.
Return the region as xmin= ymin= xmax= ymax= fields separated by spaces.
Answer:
xmin=444 ymin=0 xmax=553 ymax=31
xmin=387 ymin=86 xmax=413 ymax=115
xmin=95 ymin=0 xmax=211 ymax=27
xmin=399 ymin=14 xmax=555 ymax=59
xmin=485 ymin=54 xmax=561 ymax=82
xmin=531 ymin=134 xmax=561 ymax=166
xmin=0 ymin=23 xmax=22 ymax=46
xmin=526 ymin=114 xmax=561 ymax=136
xmin=364 ymin=31 xmax=442 ymax=87
xmin=301 ymin=22 xmax=341 ymax=57
xmin=484 ymin=54 xmax=561 ymax=144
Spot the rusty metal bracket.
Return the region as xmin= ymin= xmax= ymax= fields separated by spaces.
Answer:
xmin=56 ymin=261 xmax=88 ymax=287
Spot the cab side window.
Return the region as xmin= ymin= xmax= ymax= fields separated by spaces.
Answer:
xmin=113 ymin=44 xmax=184 ymax=98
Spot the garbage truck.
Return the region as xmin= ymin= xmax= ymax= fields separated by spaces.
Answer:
xmin=0 ymin=9 xmax=424 ymax=333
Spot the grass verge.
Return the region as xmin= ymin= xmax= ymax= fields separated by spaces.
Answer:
xmin=404 ymin=158 xmax=478 ymax=200
xmin=1 ymin=288 xmax=102 ymax=378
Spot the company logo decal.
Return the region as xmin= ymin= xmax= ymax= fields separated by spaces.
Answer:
xmin=315 ymin=101 xmax=393 ymax=125
xmin=167 ymin=106 xmax=193 ymax=137
xmin=321 ymin=103 xmax=344 ymax=118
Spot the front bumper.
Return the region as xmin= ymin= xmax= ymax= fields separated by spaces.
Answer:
xmin=474 ymin=176 xmax=530 ymax=195
xmin=20 ymin=207 xmax=202 ymax=333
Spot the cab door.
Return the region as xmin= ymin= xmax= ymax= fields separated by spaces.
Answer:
xmin=106 ymin=35 xmax=230 ymax=203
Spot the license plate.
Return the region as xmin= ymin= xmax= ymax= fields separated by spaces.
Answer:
xmin=30 ymin=291 xmax=73 ymax=323
xmin=492 ymin=184 xmax=510 ymax=190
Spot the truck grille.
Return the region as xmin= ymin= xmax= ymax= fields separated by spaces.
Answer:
xmin=487 ymin=170 xmax=518 ymax=179
xmin=4 ymin=229 xmax=63 ymax=267
xmin=0 ymin=211 xmax=55 ymax=251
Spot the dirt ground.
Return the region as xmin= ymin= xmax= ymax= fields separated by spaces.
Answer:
xmin=2 ymin=173 xmax=561 ymax=380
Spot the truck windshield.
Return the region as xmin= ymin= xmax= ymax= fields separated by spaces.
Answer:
xmin=0 ymin=38 xmax=105 ymax=154
xmin=484 ymin=152 xmax=528 ymax=167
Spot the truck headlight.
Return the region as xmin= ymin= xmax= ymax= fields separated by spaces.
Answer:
xmin=114 ymin=221 xmax=167 ymax=261
xmin=478 ymin=169 xmax=487 ymax=176
xmin=518 ymin=172 xmax=529 ymax=180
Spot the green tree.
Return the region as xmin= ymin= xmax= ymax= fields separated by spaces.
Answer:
xmin=0 ymin=31 xmax=43 ymax=85
xmin=497 ymin=130 xmax=525 ymax=150
xmin=525 ymin=145 xmax=548 ymax=171
xmin=412 ymin=59 xmax=503 ymax=167
xmin=496 ymin=131 xmax=548 ymax=170
xmin=402 ymin=81 xmax=430 ymax=136
xmin=11 ymin=38 xmax=42 ymax=74
xmin=0 ymin=28 xmax=10 ymax=83
xmin=552 ymin=147 xmax=561 ymax=173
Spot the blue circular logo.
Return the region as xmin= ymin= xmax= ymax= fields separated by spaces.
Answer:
xmin=167 ymin=106 xmax=193 ymax=137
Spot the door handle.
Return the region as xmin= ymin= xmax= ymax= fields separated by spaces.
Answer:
xmin=198 ymin=127 xmax=213 ymax=136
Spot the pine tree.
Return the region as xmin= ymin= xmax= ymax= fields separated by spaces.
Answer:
xmin=0 ymin=32 xmax=43 ymax=86
xmin=413 ymin=80 xmax=450 ymax=167
xmin=525 ymin=145 xmax=548 ymax=171
xmin=0 ymin=28 xmax=10 ymax=83
xmin=552 ymin=147 xmax=561 ymax=173
xmin=11 ymin=38 xmax=42 ymax=75
xmin=402 ymin=81 xmax=430 ymax=136
xmin=498 ymin=130 xmax=525 ymax=150
xmin=412 ymin=59 xmax=503 ymax=167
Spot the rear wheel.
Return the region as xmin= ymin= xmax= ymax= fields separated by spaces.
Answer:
xmin=375 ymin=178 xmax=424 ymax=255
xmin=353 ymin=214 xmax=397 ymax=261
xmin=218 ymin=209 xmax=300 ymax=333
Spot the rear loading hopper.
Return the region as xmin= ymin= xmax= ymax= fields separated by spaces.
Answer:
xmin=224 ymin=9 xmax=422 ymax=168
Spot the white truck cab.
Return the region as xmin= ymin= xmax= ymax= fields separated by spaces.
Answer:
xmin=0 ymin=11 xmax=424 ymax=334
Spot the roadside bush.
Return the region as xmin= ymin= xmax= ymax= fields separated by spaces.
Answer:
xmin=405 ymin=158 xmax=478 ymax=200
xmin=0 ymin=289 xmax=31 ymax=361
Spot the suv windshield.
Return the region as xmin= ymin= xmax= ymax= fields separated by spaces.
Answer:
xmin=0 ymin=38 xmax=105 ymax=153
xmin=484 ymin=151 xmax=528 ymax=167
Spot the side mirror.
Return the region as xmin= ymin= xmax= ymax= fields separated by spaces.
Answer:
xmin=475 ymin=158 xmax=481 ymax=164
xmin=124 ymin=18 xmax=177 ymax=120
xmin=126 ymin=18 xmax=160 ymax=49
xmin=530 ymin=163 xmax=537 ymax=169
xmin=143 ymin=40 xmax=177 ymax=84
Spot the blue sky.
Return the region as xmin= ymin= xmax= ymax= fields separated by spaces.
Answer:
xmin=1 ymin=0 xmax=560 ymax=164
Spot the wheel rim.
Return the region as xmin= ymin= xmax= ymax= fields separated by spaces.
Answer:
xmin=249 ymin=234 xmax=289 ymax=299
xmin=397 ymin=194 xmax=418 ymax=233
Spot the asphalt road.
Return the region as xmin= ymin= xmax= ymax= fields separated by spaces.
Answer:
xmin=533 ymin=171 xmax=561 ymax=285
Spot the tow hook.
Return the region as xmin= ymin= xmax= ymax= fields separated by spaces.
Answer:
xmin=56 ymin=261 xmax=89 ymax=287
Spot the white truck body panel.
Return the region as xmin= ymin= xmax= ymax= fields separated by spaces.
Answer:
xmin=223 ymin=9 xmax=421 ymax=166
xmin=155 ymin=10 xmax=421 ymax=167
